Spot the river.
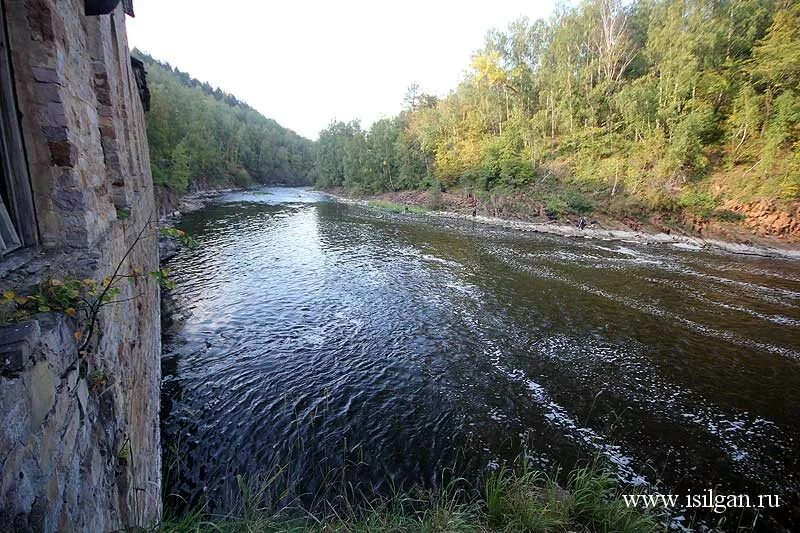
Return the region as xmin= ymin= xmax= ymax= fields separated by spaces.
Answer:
xmin=161 ymin=187 xmax=800 ymax=529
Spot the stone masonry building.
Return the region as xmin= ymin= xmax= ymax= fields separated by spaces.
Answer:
xmin=0 ymin=0 xmax=161 ymax=530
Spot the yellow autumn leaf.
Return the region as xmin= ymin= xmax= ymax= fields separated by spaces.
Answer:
xmin=81 ymin=279 xmax=95 ymax=286
xmin=3 ymin=290 xmax=15 ymax=300
xmin=65 ymin=307 xmax=77 ymax=317
xmin=73 ymin=331 xmax=83 ymax=341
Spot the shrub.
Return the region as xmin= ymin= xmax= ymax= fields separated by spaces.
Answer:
xmin=545 ymin=195 xmax=569 ymax=218
xmin=230 ymin=167 xmax=253 ymax=188
xmin=678 ymin=190 xmax=718 ymax=218
xmin=561 ymin=189 xmax=593 ymax=214
xmin=427 ymin=183 xmax=443 ymax=210
xmin=667 ymin=105 xmax=717 ymax=176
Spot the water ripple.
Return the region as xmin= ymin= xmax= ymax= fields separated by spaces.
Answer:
xmin=161 ymin=187 xmax=800 ymax=528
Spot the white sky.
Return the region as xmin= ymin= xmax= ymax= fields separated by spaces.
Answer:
xmin=127 ymin=1 xmax=557 ymax=140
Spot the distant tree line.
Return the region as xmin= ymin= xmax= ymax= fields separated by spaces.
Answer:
xmin=135 ymin=51 xmax=314 ymax=192
xmin=315 ymin=0 xmax=800 ymax=218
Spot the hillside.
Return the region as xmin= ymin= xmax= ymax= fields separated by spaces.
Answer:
xmin=314 ymin=0 xmax=800 ymax=242
xmin=135 ymin=51 xmax=315 ymax=193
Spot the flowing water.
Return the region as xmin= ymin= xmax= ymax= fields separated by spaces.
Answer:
xmin=161 ymin=187 xmax=800 ymax=529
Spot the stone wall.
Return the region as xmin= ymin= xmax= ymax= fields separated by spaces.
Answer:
xmin=0 ymin=1 xmax=161 ymax=531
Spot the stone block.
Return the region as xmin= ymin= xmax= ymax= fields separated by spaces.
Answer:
xmin=48 ymin=140 xmax=76 ymax=167
xmin=0 ymin=379 xmax=30 ymax=465
xmin=0 ymin=321 xmax=41 ymax=376
xmin=58 ymin=409 xmax=80 ymax=470
xmin=36 ymin=313 xmax=79 ymax=376
xmin=30 ymin=66 xmax=59 ymax=84
xmin=41 ymin=101 xmax=67 ymax=127
xmin=33 ymin=81 xmax=61 ymax=103
xmin=1 ymin=348 xmax=28 ymax=378
xmin=52 ymin=188 xmax=86 ymax=211
xmin=77 ymin=379 xmax=88 ymax=417
xmin=28 ymin=362 xmax=55 ymax=432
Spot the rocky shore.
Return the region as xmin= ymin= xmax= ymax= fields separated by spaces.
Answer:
xmin=156 ymin=186 xmax=244 ymax=221
xmin=325 ymin=191 xmax=800 ymax=260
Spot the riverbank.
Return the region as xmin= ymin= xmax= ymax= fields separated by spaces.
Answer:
xmin=324 ymin=188 xmax=800 ymax=260
xmin=155 ymin=184 xmax=248 ymax=220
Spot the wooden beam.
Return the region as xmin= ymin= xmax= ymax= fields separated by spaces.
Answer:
xmin=84 ymin=0 xmax=121 ymax=16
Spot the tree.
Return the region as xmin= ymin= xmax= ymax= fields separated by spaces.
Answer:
xmin=312 ymin=0 xmax=800 ymax=207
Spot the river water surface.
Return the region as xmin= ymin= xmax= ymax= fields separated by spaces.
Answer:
xmin=161 ymin=187 xmax=800 ymax=529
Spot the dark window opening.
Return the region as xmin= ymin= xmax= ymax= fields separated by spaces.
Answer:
xmin=0 ymin=146 xmax=13 ymax=208
xmin=84 ymin=0 xmax=134 ymax=17
xmin=0 ymin=143 xmax=22 ymax=256
xmin=0 ymin=2 xmax=37 ymax=257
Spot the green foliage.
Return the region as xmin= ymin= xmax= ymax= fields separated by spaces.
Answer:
xmin=751 ymin=2 xmax=800 ymax=90
xmin=315 ymin=116 xmax=429 ymax=193
xmin=563 ymin=189 xmax=594 ymax=215
xmin=1 ymin=278 xmax=116 ymax=336
xmin=135 ymin=51 xmax=314 ymax=193
xmin=543 ymin=188 xmax=594 ymax=217
xmin=159 ymin=226 xmax=198 ymax=248
xmin=150 ymin=268 xmax=177 ymax=291
xmin=313 ymin=0 xmax=800 ymax=221
xmin=780 ymin=146 xmax=800 ymax=200
xmin=545 ymin=195 xmax=569 ymax=217
xmin=678 ymin=190 xmax=718 ymax=218
xmin=763 ymin=90 xmax=800 ymax=164
xmin=666 ymin=105 xmax=717 ymax=176
xmin=0 ymin=267 xmax=179 ymax=332
xmin=478 ymin=128 xmax=535 ymax=190
xmin=169 ymin=142 xmax=192 ymax=192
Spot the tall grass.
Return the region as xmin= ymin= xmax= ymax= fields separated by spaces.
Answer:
xmin=159 ymin=458 xmax=664 ymax=532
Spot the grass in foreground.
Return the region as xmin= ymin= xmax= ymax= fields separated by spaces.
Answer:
xmin=159 ymin=462 xmax=663 ymax=532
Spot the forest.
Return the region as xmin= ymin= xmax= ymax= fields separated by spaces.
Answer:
xmin=136 ymin=51 xmax=315 ymax=192
xmin=314 ymin=0 xmax=800 ymax=223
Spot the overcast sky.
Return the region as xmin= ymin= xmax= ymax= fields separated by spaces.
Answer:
xmin=127 ymin=1 xmax=557 ymax=140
